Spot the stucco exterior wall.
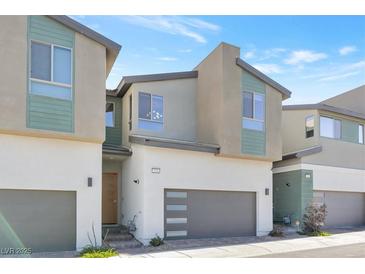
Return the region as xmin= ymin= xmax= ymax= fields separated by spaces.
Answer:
xmin=0 ymin=133 xmax=102 ymax=250
xmin=273 ymin=163 xmax=365 ymax=193
xmin=195 ymin=42 xmax=285 ymax=161
xmin=124 ymin=78 xmax=197 ymax=144
xmin=124 ymin=144 xmax=273 ymax=244
xmin=281 ymin=109 xmax=320 ymax=154
xmin=322 ymin=85 xmax=365 ymax=115
xmin=0 ymin=16 xmax=106 ymax=143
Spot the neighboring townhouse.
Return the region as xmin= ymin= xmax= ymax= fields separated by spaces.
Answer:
xmin=0 ymin=16 xmax=121 ymax=252
xmin=103 ymin=42 xmax=292 ymax=244
xmin=273 ymin=85 xmax=365 ymax=227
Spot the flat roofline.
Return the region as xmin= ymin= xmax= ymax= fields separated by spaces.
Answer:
xmin=129 ymin=135 xmax=220 ymax=154
xmin=236 ymin=58 xmax=292 ymax=100
xmin=48 ymin=16 xmax=121 ymax=76
xmin=283 ymin=103 xmax=365 ymax=120
xmin=115 ymin=71 xmax=198 ymax=98
xmin=279 ymin=145 xmax=323 ymax=161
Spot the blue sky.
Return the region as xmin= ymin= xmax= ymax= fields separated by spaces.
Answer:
xmin=72 ymin=16 xmax=365 ymax=104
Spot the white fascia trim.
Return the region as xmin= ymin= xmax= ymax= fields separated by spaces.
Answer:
xmin=273 ymin=163 xmax=365 ymax=175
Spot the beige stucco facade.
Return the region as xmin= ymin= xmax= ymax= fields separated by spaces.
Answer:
xmin=122 ymin=78 xmax=197 ymax=146
xmin=0 ymin=16 xmax=107 ymax=143
xmin=195 ymin=43 xmax=285 ymax=161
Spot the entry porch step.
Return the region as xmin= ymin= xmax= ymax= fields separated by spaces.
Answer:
xmin=102 ymin=224 xmax=142 ymax=249
xmin=106 ymin=239 xmax=143 ymax=249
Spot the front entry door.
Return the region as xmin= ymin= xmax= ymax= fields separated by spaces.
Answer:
xmin=102 ymin=173 xmax=118 ymax=224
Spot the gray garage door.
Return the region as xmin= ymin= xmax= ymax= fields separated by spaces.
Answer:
xmin=0 ymin=189 xmax=76 ymax=252
xmin=314 ymin=191 xmax=365 ymax=227
xmin=164 ymin=189 xmax=256 ymax=239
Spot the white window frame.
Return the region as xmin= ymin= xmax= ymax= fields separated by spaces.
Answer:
xmin=138 ymin=92 xmax=164 ymax=124
xmin=359 ymin=124 xmax=364 ymax=144
xmin=105 ymin=102 xmax=115 ymax=128
xmin=305 ymin=115 xmax=315 ymax=138
xmin=242 ymin=91 xmax=265 ymax=129
xmin=29 ymin=39 xmax=73 ymax=100
xmin=320 ymin=116 xmax=341 ymax=139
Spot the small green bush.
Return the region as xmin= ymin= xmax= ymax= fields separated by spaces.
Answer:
xmin=269 ymin=225 xmax=284 ymax=237
xmin=307 ymin=231 xmax=332 ymax=237
xmin=80 ymin=246 xmax=118 ymax=258
xmin=150 ymin=235 xmax=164 ymax=247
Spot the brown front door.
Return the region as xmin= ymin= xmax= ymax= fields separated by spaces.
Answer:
xmin=102 ymin=173 xmax=118 ymax=224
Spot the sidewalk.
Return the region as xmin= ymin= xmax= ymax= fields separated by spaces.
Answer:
xmin=118 ymin=227 xmax=365 ymax=258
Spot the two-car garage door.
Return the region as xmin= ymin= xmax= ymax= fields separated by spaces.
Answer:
xmin=164 ymin=189 xmax=256 ymax=239
xmin=0 ymin=189 xmax=76 ymax=252
xmin=314 ymin=191 xmax=365 ymax=227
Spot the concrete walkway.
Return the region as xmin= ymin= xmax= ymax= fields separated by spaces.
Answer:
xmin=118 ymin=227 xmax=365 ymax=258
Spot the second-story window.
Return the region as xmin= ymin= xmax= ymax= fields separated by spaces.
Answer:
xmin=242 ymin=91 xmax=265 ymax=131
xmin=359 ymin=124 xmax=364 ymax=144
xmin=30 ymin=40 xmax=72 ymax=100
xmin=105 ymin=102 xmax=115 ymax=127
xmin=138 ymin=92 xmax=164 ymax=131
xmin=305 ymin=115 xmax=314 ymax=138
xmin=320 ymin=116 xmax=341 ymax=139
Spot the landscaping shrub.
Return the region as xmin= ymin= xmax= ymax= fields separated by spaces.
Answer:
xmin=80 ymin=246 xmax=118 ymax=258
xmin=150 ymin=235 xmax=164 ymax=247
xmin=302 ymin=203 xmax=330 ymax=236
xmin=269 ymin=225 xmax=284 ymax=237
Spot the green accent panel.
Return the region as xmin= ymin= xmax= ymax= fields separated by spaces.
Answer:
xmin=28 ymin=95 xmax=73 ymax=132
xmin=27 ymin=16 xmax=75 ymax=133
xmin=341 ymin=119 xmax=358 ymax=143
xmin=241 ymin=129 xmax=265 ymax=155
xmin=301 ymin=170 xmax=313 ymax=216
xmin=241 ymin=70 xmax=265 ymax=93
xmin=29 ymin=16 xmax=74 ymax=48
xmin=273 ymin=169 xmax=313 ymax=223
xmin=241 ymin=69 xmax=266 ymax=156
xmin=105 ymin=96 xmax=122 ymax=145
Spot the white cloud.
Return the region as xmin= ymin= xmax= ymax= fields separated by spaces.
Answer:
xmin=119 ymin=16 xmax=220 ymax=44
xmin=253 ymin=63 xmax=283 ymax=74
xmin=156 ymin=57 xmax=178 ymax=61
xmin=284 ymin=50 xmax=327 ymax=65
xmin=178 ymin=49 xmax=192 ymax=53
xmin=319 ymin=71 xmax=361 ymax=82
xmin=243 ymin=51 xmax=255 ymax=59
xmin=339 ymin=46 xmax=357 ymax=56
xmin=302 ymin=60 xmax=365 ymax=82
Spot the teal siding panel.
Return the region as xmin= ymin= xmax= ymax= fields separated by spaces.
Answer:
xmin=273 ymin=170 xmax=303 ymax=223
xmin=273 ymin=169 xmax=314 ymax=224
xmin=241 ymin=69 xmax=266 ymax=156
xmin=341 ymin=119 xmax=358 ymax=143
xmin=104 ymin=97 xmax=122 ymax=145
xmin=241 ymin=129 xmax=265 ymax=155
xmin=27 ymin=16 xmax=75 ymax=133
xmin=29 ymin=16 xmax=74 ymax=48
xmin=28 ymin=95 xmax=73 ymax=132
xmin=300 ymin=170 xmax=314 ymax=219
xmin=241 ymin=70 xmax=265 ymax=94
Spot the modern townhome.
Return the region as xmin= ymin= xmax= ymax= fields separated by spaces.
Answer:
xmin=273 ymin=85 xmax=365 ymax=227
xmin=103 ymin=42 xmax=292 ymax=245
xmin=0 ymin=16 xmax=121 ymax=252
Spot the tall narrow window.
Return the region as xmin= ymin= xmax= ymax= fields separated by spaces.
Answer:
xmin=138 ymin=92 xmax=163 ymax=131
xmin=305 ymin=115 xmax=314 ymax=138
xmin=242 ymin=91 xmax=265 ymax=131
xmin=105 ymin=102 xmax=115 ymax=127
xmin=30 ymin=41 xmax=72 ymax=100
xmin=359 ymin=124 xmax=364 ymax=144
xmin=320 ymin=116 xmax=341 ymax=139
xmin=129 ymin=94 xmax=132 ymax=131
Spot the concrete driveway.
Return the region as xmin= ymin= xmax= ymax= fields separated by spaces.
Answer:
xmin=118 ymin=227 xmax=365 ymax=258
